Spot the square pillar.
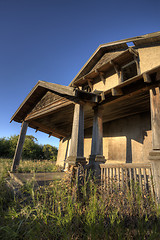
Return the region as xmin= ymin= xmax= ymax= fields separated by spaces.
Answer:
xmin=149 ymin=87 xmax=160 ymax=202
xmin=89 ymin=106 xmax=105 ymax=166
xmin=66 ymin=103 xmax=86 ymax=167
xmin=11 ymin=121 xmax=28 ymax=172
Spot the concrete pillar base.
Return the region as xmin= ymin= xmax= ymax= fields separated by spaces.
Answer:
xmin=149 ymin=150 xmax=160 ymax=203
xmin=66 ymin=156 xmax=86 ymax=166
xmin=88 ymin=155 xmax=106 ymax=164
xmin=88 ymin=155 xmax=106 ymax=178
xmin=149 ymin=150 xmax=160 ymax=160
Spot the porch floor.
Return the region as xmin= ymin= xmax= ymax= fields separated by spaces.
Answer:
xmin=8 ymin=171 xmax=67 ymax=186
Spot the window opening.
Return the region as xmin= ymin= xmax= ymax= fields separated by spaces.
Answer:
xmin=122 ymin=61 xmax=137 ymax=81
xmin=126 ymin=41 xmax=134 ymax=47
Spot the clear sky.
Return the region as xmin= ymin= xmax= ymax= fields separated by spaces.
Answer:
xmin=0 ymin=0 xmax=160 ymax=148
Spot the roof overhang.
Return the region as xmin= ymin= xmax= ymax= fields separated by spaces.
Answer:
xmin=69 ymin=31 xmax=160 ymax=87
xmin=11 ymin=80 xmax=99 ymax=123
xmin=11 ymin=65 xmax=160 ymax=139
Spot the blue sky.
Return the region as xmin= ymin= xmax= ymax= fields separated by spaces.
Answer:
xmin=0 ymin=0 xmax=160 ymax=148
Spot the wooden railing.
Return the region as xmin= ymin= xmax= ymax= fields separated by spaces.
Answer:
xmin=100 ymin=163 xmax=155 ymax=198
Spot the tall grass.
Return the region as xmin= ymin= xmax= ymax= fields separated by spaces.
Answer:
xmin=0 ymin=160 xmax=160 ymax=239
xmin=0 ymin=158 xmax=61 ymax=176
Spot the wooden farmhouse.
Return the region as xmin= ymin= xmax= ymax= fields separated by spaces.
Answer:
xmin=11 ymin=32 xmax=160 ymax=200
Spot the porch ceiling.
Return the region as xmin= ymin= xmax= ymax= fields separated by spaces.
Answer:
xmin=27 ymin=89 xmax=150 ymax=139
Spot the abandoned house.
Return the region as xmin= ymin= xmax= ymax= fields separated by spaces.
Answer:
xmin=11 ymin=31 xmax=160 ymax=200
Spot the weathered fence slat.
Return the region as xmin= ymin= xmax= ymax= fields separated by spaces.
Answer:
xmin=100 ymin=163 xmax=155 ymax=199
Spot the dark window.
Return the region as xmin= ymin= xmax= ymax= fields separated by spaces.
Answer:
xmin=82 ymin=85 xmax=91 ymax=92
xmin=122 ymin=61 xmax=137 ymax=81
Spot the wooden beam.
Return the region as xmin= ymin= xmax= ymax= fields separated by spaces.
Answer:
xmin=143 ymin=73 xmax=152 ymax=83
xmin=99 ymin=71 xmax=105 ymax=84
xmin=128 ymin=47 xmax=139 ymax=57
xmin=156 ymin=71 xmax=160 ymax=81
xmin=87 ymin=79 xmax=93 ymax=91
xmin=110 ymin=60 xmax=122 ymax=84
xmin=134 ymin=55 xmax=141 ymax=75
xmin=150 ymin=87 xmax=160 ymax=149
xmin=111 ymin=88 xmax=123 ymax=96
xmin=39 ymin=81 xmax=76 ymax=97
xmin=29 ymin=121 xmax=68 ymax=138
xmin=101 ymin=84 xmax=160 ymax=109
xmin=100 ymin=92 xmax=105 ymax=101
xmin=11 ymin=121 xmax=28 ymax=172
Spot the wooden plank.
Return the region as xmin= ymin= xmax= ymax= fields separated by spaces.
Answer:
xmin=114 ymin=168 xmax=117 ymax=182
xmin=100 ymin=163 xmax=151 ymax=168
xmin=150 ymin=87 xmax=160 ymax=149
xmin=143 ymin=168 xmax=147 ymax=192
xmin=104 ymin=168 xmax=106 ymax=190
xmin=118 ymin=168 xmax=120 ymax=189
xmin=138 ymin=168 xmax=143 ymax=192
xmin=134 ymin=168 xmax=137 ymax=185
xmin=39 ymin=81 xmax=76 ymax=97
xmin=149 ymin=168 xmax=155 ymax=199
xmin=107 ymin=168 xmax=109 ymax=193
xmin=121 ymin=168 xmax=124 ymax=190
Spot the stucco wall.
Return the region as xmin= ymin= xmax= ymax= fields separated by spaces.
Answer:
xmin=92 ymin=45 xmax=160 ymax=93
xmin=138 ymin=45 xmax=160 ymax=73
xmin=56 ymin=112 xmax=152 ymax=167
xmin=103 ymin=112 xmax=152 ymax=163
xmin=56 ymin=138 xmax=70 ymax=167
xmin=93 ymin=73 xmax=119 ymax=92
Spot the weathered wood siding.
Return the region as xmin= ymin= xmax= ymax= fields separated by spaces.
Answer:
xmin=30 ymin=91 xmax=62 ymax=114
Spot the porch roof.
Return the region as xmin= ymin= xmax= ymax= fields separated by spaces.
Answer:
xmin=11 ymin=65 xmax=160 ymax=139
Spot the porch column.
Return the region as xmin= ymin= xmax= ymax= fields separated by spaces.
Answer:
xmin=89 ymin=106 xmax=105 ymax=165
xmin=149 ymin=87 xmax=160 ymax=202
xmin=66 ymin=103 xmax=86 ymax=166
xmin=11 ymin=121 xmax=28 ymax=172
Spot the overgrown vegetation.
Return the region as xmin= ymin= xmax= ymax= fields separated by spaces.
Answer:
xmin=0 ymin=160 xmax=160 ymax=239
xmin=0 ymin=135 xmax=58 ymax=160
xmin=0 ymin=158 xmax=61 ymax=177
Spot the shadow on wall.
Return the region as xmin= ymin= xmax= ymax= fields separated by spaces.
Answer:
xmin=85 ymin=112 xmax=151 ymax=163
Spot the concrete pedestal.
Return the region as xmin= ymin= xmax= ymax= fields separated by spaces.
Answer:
xmin=66 ymin=156 xmax=86 ymax=166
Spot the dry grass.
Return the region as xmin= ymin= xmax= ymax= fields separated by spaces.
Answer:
xmin=0 ymin=160 xmax=160 ymax=239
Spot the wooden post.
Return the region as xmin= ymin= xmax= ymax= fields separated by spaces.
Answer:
xmin=11 ymin=121 xmax=28 ymax=172
xmin=89 ymin=106 xmax=105 ymax=166
xmin=150 ymin=87 xmax=160 ymax=149
xmin=149 ymin=87 xmax=160 ymax=203
xmin=66 ymin=103 xmax=86 ymax=166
